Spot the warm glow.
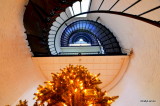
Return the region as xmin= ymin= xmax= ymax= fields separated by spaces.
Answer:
xmin=88 ymin=104 xmax=93 ymax=106
xmin=107 ymin=100 xmax=113 ymax=104
xmin=80 ymin=86 xmax=84 ymax=90
xmin=34 ymin=96 xmax=38 ymax=100
xmin=74 ymin=88 xmax=78 ymax=92
xmin=63 ymin=103 xmax=67 ymax=106
xmin=39 ymin=93 xmax=43 ymax=96
xmin=70 ymin=80 xmax=74 ymax=84
xmin=14 ymin=65 xmax=119 ymax=105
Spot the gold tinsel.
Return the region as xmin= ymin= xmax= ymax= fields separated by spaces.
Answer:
xmin=33 ymin=65 xmax=119 ymax=106
xmin=8 ymin=65 xmax=119 ymax=106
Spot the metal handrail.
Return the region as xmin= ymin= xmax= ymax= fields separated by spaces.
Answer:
xmin=49 ymin=0 xmax=160 ymax=54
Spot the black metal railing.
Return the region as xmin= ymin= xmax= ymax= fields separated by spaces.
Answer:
xmin=48 ymin=0 xmax=160 ymax=55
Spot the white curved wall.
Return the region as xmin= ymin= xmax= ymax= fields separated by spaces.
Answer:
xmin=0 ymin=0 xmax=46 ymax=105
xmin=108 ymin=18 xmax=160 ymax=106
xmin=104 ymin=15 xmax=160 ymax=106
xmin=0 ymin=0 xmax=160 ymax=106
xmin=88 ymin=0 xmax=160 ymax=106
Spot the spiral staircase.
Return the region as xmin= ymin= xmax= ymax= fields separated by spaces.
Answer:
xmin=24 ymin=0 xmax=160 ymax=90
xmin=24 ymin=0 xmax=159 ymax=57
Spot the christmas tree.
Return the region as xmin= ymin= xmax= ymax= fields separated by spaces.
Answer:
xmin=33 ymin=65 xmax=118 ymax=106
xmin=9 ymin=65 xmax=119 ymax=106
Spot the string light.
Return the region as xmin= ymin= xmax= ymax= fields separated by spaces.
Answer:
xmin=12 ymin=65 xmax=119 ymax=106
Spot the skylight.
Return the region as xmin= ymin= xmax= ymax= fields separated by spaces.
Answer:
xmin=69 ymin=0 xmax=90 ymax=17
xmin=69 ymin=38 xmax=91 ymax=46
